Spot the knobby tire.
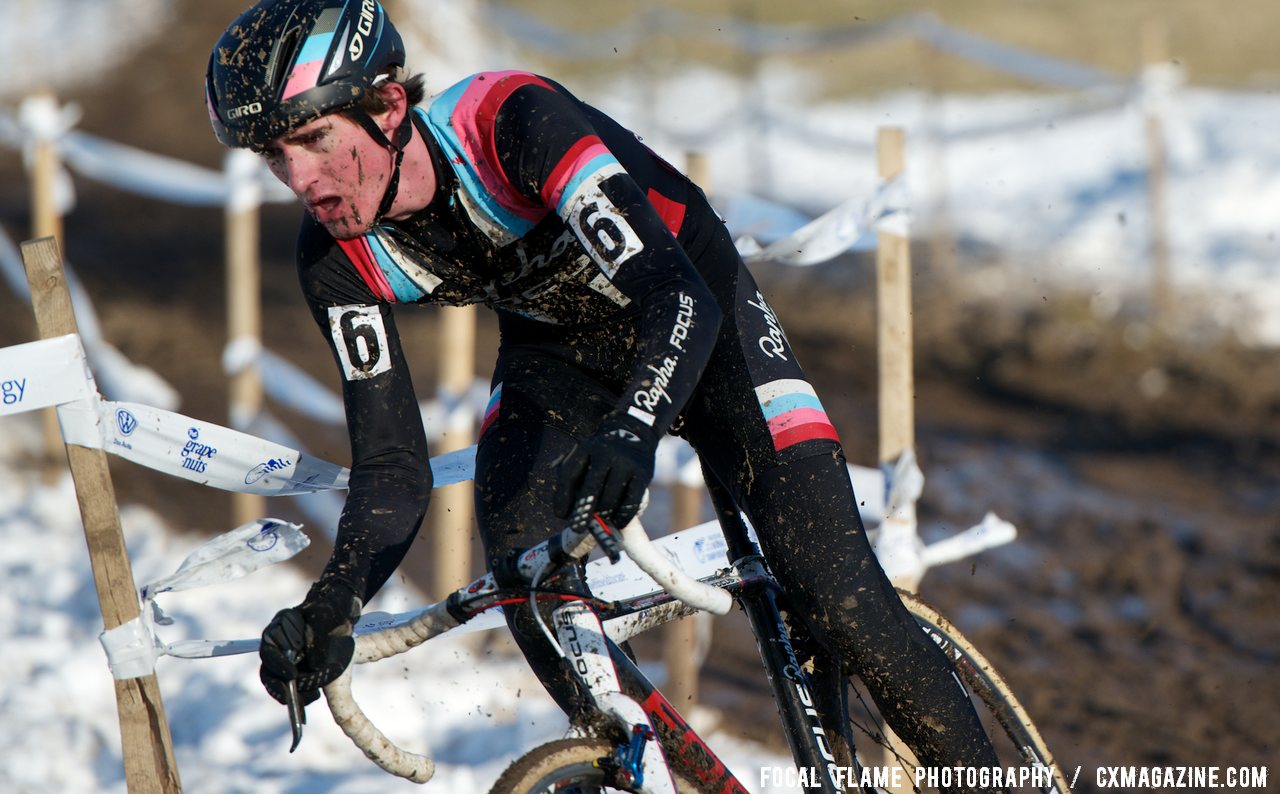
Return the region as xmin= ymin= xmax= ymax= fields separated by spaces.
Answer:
xmin=861 ymin=591 xmax=1072 ymax=793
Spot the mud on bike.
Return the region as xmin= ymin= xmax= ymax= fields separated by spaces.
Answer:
xmin=307 ymin=475 xmax=1071 ymax=794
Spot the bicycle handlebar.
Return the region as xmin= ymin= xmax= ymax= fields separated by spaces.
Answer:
xmin=325 ymin=667 xmax=437 ymax=783
xmin=319 ymin=600 xmax=461 ymax=782
xmin=320 ymin=514 xmax=729 ymax=782
xmin=351 ymin=600 xmax=459 ymax=665
xmin=617 ymin=520 xmax=732 ymax=616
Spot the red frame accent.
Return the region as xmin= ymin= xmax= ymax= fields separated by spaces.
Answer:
xmin=640 ymin=690 xmax=751 ymax=794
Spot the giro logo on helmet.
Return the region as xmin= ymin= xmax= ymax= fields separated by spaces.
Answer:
xmin=348 ymin=0 xmax=379 ymax=61
xmin=226 ymin=101 xmax=264 ymax=121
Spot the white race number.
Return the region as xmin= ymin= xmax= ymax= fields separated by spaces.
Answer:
xmin=327 ymin=305 xmax=392 ymax=381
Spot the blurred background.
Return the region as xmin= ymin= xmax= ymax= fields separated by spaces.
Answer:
xmin=1 ymin=0 xmax=1277 ymax=790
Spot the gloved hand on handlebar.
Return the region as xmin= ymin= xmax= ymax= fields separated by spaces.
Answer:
xmin=555 ymin=412 xmax=659 ymax=530
xmin=259 ymin=579 xmax=362 ymax=706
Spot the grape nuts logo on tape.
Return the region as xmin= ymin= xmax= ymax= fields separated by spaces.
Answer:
xmin=244 ymin=457 xmax=292 ymax=485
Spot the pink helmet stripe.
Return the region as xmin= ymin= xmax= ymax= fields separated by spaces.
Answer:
xmin=282 ymin=60 xmax=325 ymax=101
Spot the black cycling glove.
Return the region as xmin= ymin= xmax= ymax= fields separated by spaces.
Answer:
xmin=555 ymin=413 xmax=660 ymax=530
xmin=259 ymin=579 xmax=362 ymax=706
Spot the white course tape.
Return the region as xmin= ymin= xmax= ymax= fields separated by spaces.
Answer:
xmin=96 ymin=399 xmax=349 ymax=496
xmin=92 ymin=398 xmax=478 ymax=494
xmin=56 ymin=399 xmax=102 ymax=448
xmin=17 ymin=94 xmax=79 ymax=215
xmin=0 ymin=330 xmax=477 ymax=495
xmin=225 ymin=148 xmax=265 ymax=214
xmin=0 ymin=334 xmax=95 ymax=417
xmin=142 ymin=519 xmax=309 ymax=602
xmin=127 ymin=520 xmax=310 ymax=664
xmin=742 ymin=174 xmax=910 ymax=265
xmin=99 ymin=617 xmax=159 ymax=680
xmin=752 ymin=192 xmax=872 ymax=265
xmin=221 ymin=335 xmax=261 ymax=377
xmin=0 ymin=228 xmax=180 ymax=410
xmin=255 ymin=348 xmax=347 ymax=426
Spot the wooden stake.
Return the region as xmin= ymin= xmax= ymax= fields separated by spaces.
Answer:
xmin=226 ymin=170 xmax=265 ymax=527
xmin=874 ymin=131 xmax=921 ymax=792
xmin=662 ymin=149 xmax=714 ymax=711
xmin=28 ymin=90 xmax=67 ymax=478
xmin=20 ymin=236 xmax=182 ymax=794
xmin=663 ymin=480 xmax=704 ymax=710
xmin=685 ymin=151 xmax=710 ymax=195
xmin=875 ymin=128 xmax=915 ymax=466
xmin=428 ymin=305 xmax=477 ymax=596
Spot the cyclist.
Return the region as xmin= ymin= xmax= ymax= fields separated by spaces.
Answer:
xmin=207 ymin=1 xmax=1005 ymax=789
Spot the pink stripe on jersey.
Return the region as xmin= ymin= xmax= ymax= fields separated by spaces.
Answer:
xmin=766 ymin=407 xmax=831 ymax=436
xmin=337 ymin=237 xmax=396 ymax=302
xmin=449 ymin=71 xmax=552 ymax=224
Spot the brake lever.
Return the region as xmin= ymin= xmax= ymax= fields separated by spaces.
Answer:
xmin=571 ymin=497 xmax=621 ymax=563
xmin=283 ymin=651 xmax=307 ymax=752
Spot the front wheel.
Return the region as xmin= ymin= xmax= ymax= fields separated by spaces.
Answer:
xmin=490 ymin=737 xmax=703 ymax=794
xmin=830 ymin=592 xmax=1072 ymax=793
xmin=901 ymin=592 xmax=1071 ymax=793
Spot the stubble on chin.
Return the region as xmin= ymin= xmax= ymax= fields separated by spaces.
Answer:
xmin=318 ymin=208 xmax=371 ymax=241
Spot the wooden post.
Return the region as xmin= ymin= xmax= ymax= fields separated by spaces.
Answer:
xmin=663 ymin=477 xmax=704 ymax=710
xmin=1142 ymin=19 xmax=1174 ymax=327
xmin=874 ymin=130 xmax=920 ymax=794
xmin=21 ymin=237 xmax=182 ymax=793
xmin=226 ymin=151 xmax=265 ymax=527
xmin=30 ymin=100 xmax=64 ymax=246
xmin=429 ymin=305 xmax=476 ymax=596
xmin=876 ymin=128 xmax=915 ymax=467
xmin=28 ymin=90 xmax=68 ymax=478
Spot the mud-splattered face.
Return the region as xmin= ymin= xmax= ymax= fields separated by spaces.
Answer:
xmin=259 ymin=113 xmax=391 ymax=240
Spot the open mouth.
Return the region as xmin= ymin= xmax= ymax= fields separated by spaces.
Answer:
xmin=309 ymin=196 xmax=343 ymax=217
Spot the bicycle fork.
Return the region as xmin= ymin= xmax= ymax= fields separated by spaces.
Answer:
xmin=735 ymin=557 xmax=850 ymax=794
xmin=554 ymin=600 xmax=679 ymax=794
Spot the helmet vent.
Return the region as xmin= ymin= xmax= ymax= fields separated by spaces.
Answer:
xmin=265 ymin=25 xmax=305 ymax=97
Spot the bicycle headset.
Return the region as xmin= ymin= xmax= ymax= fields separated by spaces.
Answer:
xmin=205 ymin=0 xmax=414 ymax=221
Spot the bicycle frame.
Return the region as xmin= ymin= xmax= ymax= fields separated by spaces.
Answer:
xmin=593 ymin=482 xmax=862 ymax=794
xmin=322 ymin=496 xmax=871 ymax=793
xmin=491 ymin=475 xmax=866 ymax=793
xmin=598 ymin=562 xmax=859 ymax=794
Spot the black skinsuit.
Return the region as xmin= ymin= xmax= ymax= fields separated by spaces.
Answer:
xmin=296 ymin=70 xmax=1001 ymax=788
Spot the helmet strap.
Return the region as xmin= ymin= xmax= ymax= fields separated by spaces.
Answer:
xmin=352 ymin=109 xmax=415 ymax=223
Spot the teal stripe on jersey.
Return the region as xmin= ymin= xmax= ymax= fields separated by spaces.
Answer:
xmin=758 ymin=391 xmax=824 ymax=421
xmin=368 ymin=233 xmax=426 ymax=302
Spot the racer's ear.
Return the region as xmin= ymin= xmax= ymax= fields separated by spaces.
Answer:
xmin=373 ymin=81 xmax=409 ymax=138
